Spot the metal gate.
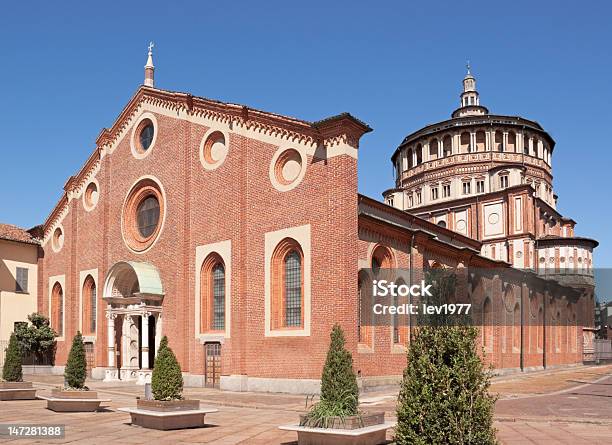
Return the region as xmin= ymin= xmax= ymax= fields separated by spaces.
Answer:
xmin=204 ymin=343 xmax=221 ymax=388
xmin=84 ymin=342 xmax=95 ymax=377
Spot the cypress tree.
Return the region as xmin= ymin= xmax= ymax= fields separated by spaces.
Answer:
xmin=395 ymin=325 xmax=497 ymax=444
xmin=151 ymin=336 xmax=183 ymax=401
xmin=2 ymin=333 xmax=23 ymax=382
xmin=301 ymin=324 xmax=359 ymax=427
xmin=64 ymin=332 xmax=87 ymax=389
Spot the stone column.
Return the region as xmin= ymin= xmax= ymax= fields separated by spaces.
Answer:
xmin=103 ymin=311 xmax=119 ymax=381
xmin=122 ymin=315 xmax=130 ymax=369
xmin=155 ymin=313 xmax=162 ymax=355
xmin=141 ymin=313 xmax=149 ymax=369
xmin=106 ymin=311 xmax=116 ymax=367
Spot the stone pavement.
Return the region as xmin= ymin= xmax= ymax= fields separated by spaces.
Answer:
xmin=0 ymin=365 xmax=609 ymax=444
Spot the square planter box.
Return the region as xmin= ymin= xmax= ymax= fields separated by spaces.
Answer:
xmin=0 ymin=381 xmax=37 ymax=400
xmin=119 ymin=399 xmax=219 ymax=430
xmin=39 ymin=389 xmax=110 ymax=412
xmin=280 ymin=412 xmax=395 ymax=445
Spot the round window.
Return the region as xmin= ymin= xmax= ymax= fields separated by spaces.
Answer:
xmin=52 ymin=227 xmax=64 ymax=251
xmin=122 ymin=178 xmax=165 ymax=253
xmin=139 ymin=121 xmax=154 ymax=152
xmin=84 ymin=181 xmax=99 ymax=210
xmin=275 ymin=149 xmax=302 ymax=185
xmin=136 ymin=196 xmax=160 ymax=238
xmin=200 ymin=131 xmax=228 ymax=169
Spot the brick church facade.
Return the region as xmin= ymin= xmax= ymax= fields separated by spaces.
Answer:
xmin=32 ymin=50 xmax=595 ymax=392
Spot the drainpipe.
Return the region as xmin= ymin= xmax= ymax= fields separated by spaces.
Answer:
xmin=520 ymin=286 xmax=525 ymax=372
xmin=543 ymin=287 xmax=547 ymax=369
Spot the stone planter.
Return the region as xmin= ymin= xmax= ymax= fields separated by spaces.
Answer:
xmin=51 ymin=388 xmax=98 ymax=399
xmin=280 ymin=411 xmax=395 ymax=445
xmin=0 ymin=381 xmax=37 ymax=400
xmin=119 ymin=399 xmax=218 ymax=430
xmin=298 ymin=412 xmax=385 ymax=429
xmin=136 ymin=398 xmax=200 ymax=411
xmin=39 ymin=388 xmax=110 ymax=412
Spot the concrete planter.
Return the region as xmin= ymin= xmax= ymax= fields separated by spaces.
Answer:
xmin=136 ymin=398 xmax=200 ymax=411
xmin=0 ymin=381 xmax=37 ymax=400
xmin=51 ymin=388 xmax=98 ymax=399
xmin=39 ymin=389 xmax=110 ymax=412
xmin=119 ymin=399 xmax=218 ymax=430
xmin=280 ymin=412 xmax=395 ymax=445
xmin=298 ymin=412 xmax=385 ymax=430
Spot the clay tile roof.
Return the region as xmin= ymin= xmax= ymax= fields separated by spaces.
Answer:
xmin=0 ymin=223 xmax=41 ymax=245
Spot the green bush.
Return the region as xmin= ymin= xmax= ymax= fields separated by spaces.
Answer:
xmin=14 ymin=313 xmax=57 ymax=364
xmin=2 ymin=333 xmax=23 ymax=382
xmin=301 ymin=324 xmax=359 ymax=428
xmin=395 ymin=325 xmax=497 ymax=445
xmin=64 ymin=332 xmax=87 ymax=389
xmin=151 ymin=336 xmax=183 ymax=401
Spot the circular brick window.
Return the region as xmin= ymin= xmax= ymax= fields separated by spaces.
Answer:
xmin=52 ymin=227 xmax=64 ymax=252
xmin=270 ymin=147 xmax=306 ymax=191
xmin=83 ymin=181 xmax=99 ymax=211
xmin=137 ymin=119 xmax=154 ymax=153
xmin=122 ymin=178 xmax=165 ymax=253
xmin=200 ymin=130 xmax=228 ymax=170
xmin=130 ymin=113 xmax=158 ymax=159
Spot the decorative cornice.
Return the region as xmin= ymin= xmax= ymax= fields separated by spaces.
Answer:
xmin=41 ymin=86 xmax=371 ymax=244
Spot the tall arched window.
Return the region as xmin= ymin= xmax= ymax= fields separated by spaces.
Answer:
xmin=284 ymin=251 xmax=302 ymax=327
xmin=82 ymin=275 xmax=96 ymax=335
xmin=51 ymin=282 xmax=63 ymax=336
xmin=271 ymin=238 xmax=304 ymax=329
xmin=200 ymin=254 xmax=226 ymax=333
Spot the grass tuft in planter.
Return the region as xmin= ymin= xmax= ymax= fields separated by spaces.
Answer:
xmin=300 ymin=324 xmax=361 ymax=428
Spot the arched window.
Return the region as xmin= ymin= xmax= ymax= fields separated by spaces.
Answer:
xmin=495 ymin=131 xmax=503 ymax=151
xmin=460 ymin=132 xmax=470 ymax=153
xmin=371 ymin=245 xmax=393 ymax=276
xmin=82 ymin=275 xmax=96 ymax=335
xmin=416 ymin=144 xmax=423 ymax=165
xmin=523 ymin=135 xmax=529 ymax=154
xmin=200 ymin=254 xmax=226 ymax=333
xmin=442 ymin=135 xmax=452 ymax=157
xmin=271 ymin=238 xmax=304 ymax=329
xmin=476 ymin=131 xmax=486 ymax=151
xmin=507 ymin=131 xmax=516 ymax=152
xmin=284 ymin=251 xmax=302 ymax=327
xmin=51 ymin=282 xmax=63 ymax=336
xmin=429 ymin=139 xmax=439 ymax=160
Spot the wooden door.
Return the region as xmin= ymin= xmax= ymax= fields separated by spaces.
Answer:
xmin=204 ymin=343 xmax=221 ymax=388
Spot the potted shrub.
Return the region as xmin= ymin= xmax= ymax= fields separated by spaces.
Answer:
xmin=0 ymin=333 xmax=37 ymax=400
xmin=41 ymin=332 xmax=110 ymax=411
xmin=395 ymin=325 xmax=497 ymax=445
xmin=279 ymin=324 xmax=394 ymax=444
xmin=14 ymin=313 xmax=56 ymax=370
xmin=118 ymin=336 xmax=217 ymax=430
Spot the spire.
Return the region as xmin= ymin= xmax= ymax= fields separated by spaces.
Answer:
xmin=452 ymin=62 xmax=488 ymax=118
xmin=144 ymin=41 xmax=155 ymax=87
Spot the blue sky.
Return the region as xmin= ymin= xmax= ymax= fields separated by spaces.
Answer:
xmin=0 ymin=1 xmax=610 ymax=274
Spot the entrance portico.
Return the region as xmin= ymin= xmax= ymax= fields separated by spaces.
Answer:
xmin=102 ymin=261 xmax=164 ymax=384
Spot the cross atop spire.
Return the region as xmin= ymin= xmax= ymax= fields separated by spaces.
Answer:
xmin=466 ymin=60 xmax=471 ymax=75
xmin=144 ymin=41 xmax=155 ymax=87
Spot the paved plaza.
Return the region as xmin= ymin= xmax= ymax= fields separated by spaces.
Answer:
xmin=0 ymin=365 xmax=610 ymax=444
